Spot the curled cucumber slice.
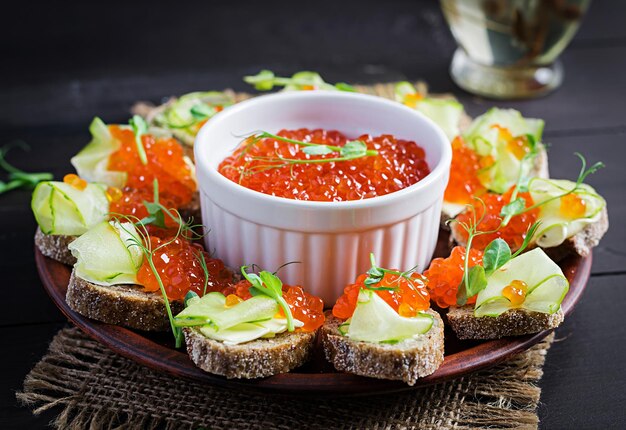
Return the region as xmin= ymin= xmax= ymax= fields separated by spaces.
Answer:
xmin=71 ymin=117 xmax=127 ymax=187
xmin=474 ymin=248 xmax=569 ymax=317
xmin=345 ymin=290 xmax=433 ymax=343
xmin=529 ymin=178 xmax=606 ymax=248
xmin=31 ymin=181 xmax=109 ymax=236
xmin=68 ymin=221 xmax=143 ymax=286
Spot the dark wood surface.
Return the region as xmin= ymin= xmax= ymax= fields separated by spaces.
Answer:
xmin=1 ymin=0 xmax=625 ymax=427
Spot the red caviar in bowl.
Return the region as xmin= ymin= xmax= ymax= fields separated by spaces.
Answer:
xmin=451 ymin=187 xmax=539 ymax=252
xmin=107 ymin=125 xmax=196 ymax=206
xmin=136 ymin=234 xmax=233 ymax=301
xmin=222 ymin=280 xmax=325 ymax=332
xmin=424 ymin=246 xmax=483 ymax=309
xmin=332 ymin=272 xmax=430 ymax=320
xmin=218 ymin=128 xmax=430 ymax=202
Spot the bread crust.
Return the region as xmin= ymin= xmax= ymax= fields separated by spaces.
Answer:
xmin=34 ymin=227 xmax=77 ymax=265
xmin=66 ymin=269 xmax=184 ymax=331
xmin=321 ymin=310 xmax=445 ymax=386
xmin=447 ymin=305 xmax=564 ymax=340
xmin=183 ymin=326 xmax=316 ymax=379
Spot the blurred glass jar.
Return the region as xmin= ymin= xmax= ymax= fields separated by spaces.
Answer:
xmin=440 ymin=0 xmax=592 ymax=99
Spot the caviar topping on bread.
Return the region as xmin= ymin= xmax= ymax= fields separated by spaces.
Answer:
xmin=65 ymin=196 xmax=234 ymax=332
xmin=32 ymin=116 xmax=202 ymax=264
xmin=322 ymin=254 xmax=444 ymax=385
xmin=450 ymin=154 xmax=607 ymax=259
xmin=440 ymin=108 xmax=549 ymax=220
xmin=174 ymin=266 xmax=324 ymax=378
xmin=425 ymin=211 xmax=570 ymax=339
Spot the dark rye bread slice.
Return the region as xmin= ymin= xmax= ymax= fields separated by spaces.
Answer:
xmin=183 ymin=326 xmax=316 ymax=379
xmin=447 ymin=305 xmax=564 ymax=340
xmin=66 ymin=269 xmax=184 ymax=331
xmin=34 ymin=227 xmax=77 ymax=265
xmin=321 ymin=310 xmax=444 ymax=386
xmin=450 ymin=205 xmax=608 ymax=262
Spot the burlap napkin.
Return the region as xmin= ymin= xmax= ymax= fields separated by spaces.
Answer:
xmin=18 ymin=326 xmax=551 ymax=429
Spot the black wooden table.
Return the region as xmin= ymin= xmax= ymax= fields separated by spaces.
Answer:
xmin=1 ymin=1 xmax=625 ymax=428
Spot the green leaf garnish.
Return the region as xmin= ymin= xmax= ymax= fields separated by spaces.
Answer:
xmin=340 ymin=140 xmax=369 ymax=158
xmin=363 ymin=253 xmax=425 ymax=292
xmin=134 ymin=179 xmax=205 ymax=240
xmin=482 ymin=238 xmax=512 ymax=275
xmin=0 ymin=143 xmax=53 ymax=195
xmin=500 ymin=197 xmax=526 ymax=219
xmin=129 ymin=115 xmax=149 ymax=165
xmin=241 ymin=265 xmax=295 ymax=331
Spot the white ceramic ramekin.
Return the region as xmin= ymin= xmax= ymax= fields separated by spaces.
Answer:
xmin=194 ymin=91 xmax=451 ymax=304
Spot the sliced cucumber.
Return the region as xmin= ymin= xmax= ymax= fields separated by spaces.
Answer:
xmin=346 ymin=290 xmax=434 ymax=343
xmin=465 ymin=108 xmax=544 ymax=144
xmin=31 ymin=181 xmax=109 ymax=236
xmin=463 ymin=108 xmax=544 ymax=193
xmin=174 ymin=294 xmax=278 ymax=331
xmin=71 ymin=117 xmax=127 ymax=187
xmin=198 ymin=318 xmax=304 ymax=345
xmin=524 ymin=274 xmax=569 ymax=314
xmin=474 ymin=248 xmax=568 ymax=317
xmin=68 ymin=221 xmax=142 ymax=286
xmin=415 ymin=98 xmax=463 ymax=140
xmin=528 ymin=178 xmax=606 ymax=248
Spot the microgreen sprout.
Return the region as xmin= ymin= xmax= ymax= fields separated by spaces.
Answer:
xmin=0 ymin=143 xmax=53 ymax=195
xmin=129 ymin=115 xmax=149 ymax=166
xmin=243 ymin=70 xmax=356 ymax=92
xmin=451 ymin=199 xmax=542 ymax=306
xmin=500 ymin=153 xmax=604 ymax=222
xmin=240 ymin=265 xmax=295 ymax=331
xmin=117 ymin=213 xmax=188 ymax=348
xmin=134 ymin=179 xmax=206 ymax=241
xmin=363 ymin=253 xmax=426 ymax=292
xmin=229 ymin=131 xmax=377 ymax=180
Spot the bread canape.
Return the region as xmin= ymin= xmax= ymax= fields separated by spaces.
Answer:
xmin=321 ymin=254 xmax=444 ymax=386
xmin=32 ymin=116 xmax=199 ymax=264
xmin=175 ymin=266 xmax=324 ymax=379
xmin=425 ymin=207 xmax=569 ymax=339
xmin=134 ymin=91 xmax=235 ymax=148
xmin=65 ymin=194 xmax=234 ymax=331
xmin=449 ymin=155 xmax=608 ymax=261
xmin=429 ymin=107 xmax=550 ymax=223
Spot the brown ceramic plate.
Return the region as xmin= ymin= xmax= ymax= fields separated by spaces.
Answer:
xmin=35 ymin=233 xmax=591 ymax=396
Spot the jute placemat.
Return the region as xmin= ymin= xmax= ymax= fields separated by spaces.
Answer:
xmin=18 ymin=327 xmax=552 ymax=429
xmin=19 ymin=82 xmax=550 ymax=429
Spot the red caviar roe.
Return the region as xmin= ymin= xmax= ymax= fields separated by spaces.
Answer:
xmin=107 ymin=125 xmax=196 ymax=206
xmin=218 ymin=128 xmax=430 ymax=201
xmin=63 ymin=173 xmax=88 ymax=191
xmin=222 ymin=280 xmax=325 ymax=332
xmin=110 ymin=187 xmax=181 ymax=228
xmin=444 ymin=136 xmax=486 ymax=204
xmin=136 ymin=234 xmax=233 ymax=301
xmin=332 ymin=272 xmax=430 ymax=320
xmin=424 ymin=246 xmax=483 ymax=309
xmin=452 ymin=187 xmax=539 ymax=252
